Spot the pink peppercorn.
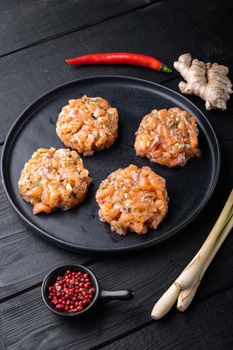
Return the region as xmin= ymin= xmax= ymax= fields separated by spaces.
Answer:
xmin=48 ymin=270 xmax=95 ymax=313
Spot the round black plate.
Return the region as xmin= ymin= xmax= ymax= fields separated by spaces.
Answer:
xmin=1 ymin=76 xmax=220 ymax=253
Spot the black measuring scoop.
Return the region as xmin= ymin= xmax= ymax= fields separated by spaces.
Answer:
xmin=41 ymin=264 xmax=134 ymax=317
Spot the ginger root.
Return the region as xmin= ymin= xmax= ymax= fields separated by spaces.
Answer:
xmin=174 ymin=53 xmax=232 ymax=110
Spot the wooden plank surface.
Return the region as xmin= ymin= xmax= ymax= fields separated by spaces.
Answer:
xmin=1 ymin=0 xmax=233 ymax=143
xmin=0 ymin=337 xmax=6 ymax=350
xmin=0 ymin=236 xmax=232 ymax=350
xmin=0 ymin=0 xmax=157 ymax=57
xmin=1 ymin=0 xmax=233 ymax=348
xmin=101 ymin=287 xmax=233 ymax=350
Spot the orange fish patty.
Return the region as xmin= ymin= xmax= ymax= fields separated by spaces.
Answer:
xmin=18 ymin=148 xmax=92 ymax=214
xmin=56 ymin=95 xmax=118 ymax=156
xmin=134 ymin=107 xmax=201 ymax=167
xmin=96 ymin=164 xmax=168 ymax=235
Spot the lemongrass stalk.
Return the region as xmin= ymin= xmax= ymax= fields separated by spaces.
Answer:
xmin=175 ymin=190 xmax=233 ymax=290
xmin=151 ymin=283 xmax=181 ymax=320
xmin=177 ymin=211 xmax=233 ymax=311
xmin=151 ymin=190 xmax=233 ymax=320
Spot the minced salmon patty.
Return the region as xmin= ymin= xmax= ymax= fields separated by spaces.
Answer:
xmin=56 ymin=95 xmax=118 ymax=156
xmin=96 ymin=164 xmax=168 ymax=235
xmin=134 ymin=107 xmax=201 ymax=167
xmin=18 ymin=148 xmax=92 ymax=214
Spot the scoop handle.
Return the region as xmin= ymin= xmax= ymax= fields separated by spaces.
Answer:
xmin=100 ymin=289 xmax=134 ymax=300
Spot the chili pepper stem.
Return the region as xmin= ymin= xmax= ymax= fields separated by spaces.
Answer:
xmin=160 ymin=64 xmax=173 ymax=73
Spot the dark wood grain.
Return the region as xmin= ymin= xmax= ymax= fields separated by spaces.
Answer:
xmin=100 ymin=287 xmax=233 ymax=350
xmin=0 ymin=0 xmax=157 ymax=57
xmin=0 ymin=337 xmax=6 ymax=350
xmin=1 ymin=0 xmax=233 ymax=348
xmin=0 ymin=0 xmax=233 ymax=143
xmin=0 ymin=234 xmax=232 ymax=350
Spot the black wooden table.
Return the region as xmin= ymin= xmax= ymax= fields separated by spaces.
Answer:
xmin=0 ymin=1 xmax=233 ymax=349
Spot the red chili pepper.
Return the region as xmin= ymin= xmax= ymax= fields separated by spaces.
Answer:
xmin=65 ymin=52 xmax=172 ymax=73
